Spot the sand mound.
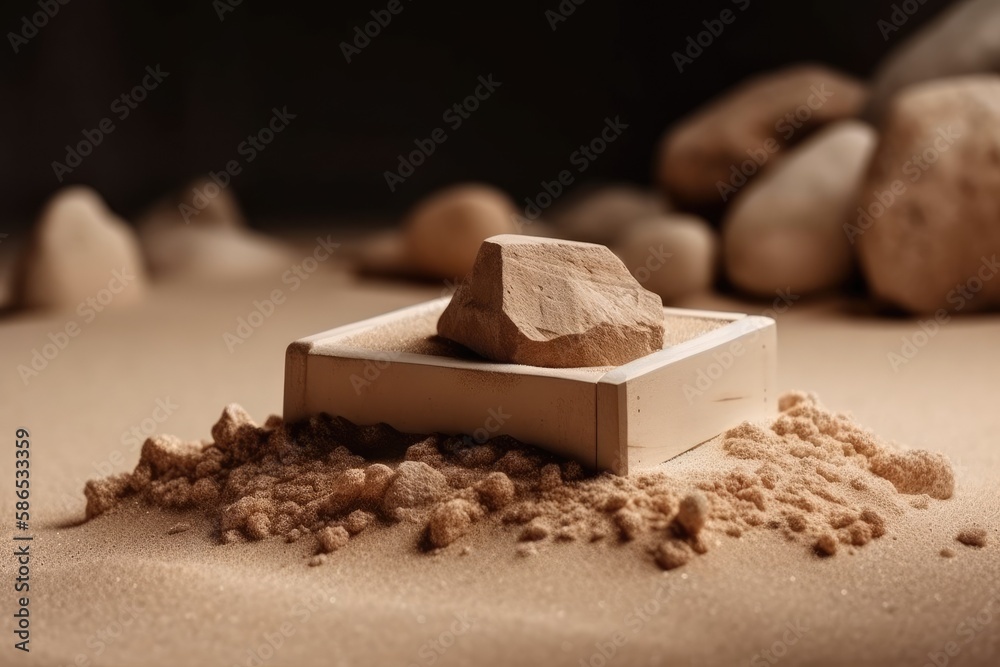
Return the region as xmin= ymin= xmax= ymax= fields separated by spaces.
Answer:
xmin=84 ymin=393 xmax=955 ymax=570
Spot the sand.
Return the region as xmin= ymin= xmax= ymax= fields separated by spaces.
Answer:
xmin=337 ymin=304 xmax=727 ymax=365
xmin=83 ymin=392 xmax=953 ymax=572
xmin=1 ymin=249 xmax=999 ymax=666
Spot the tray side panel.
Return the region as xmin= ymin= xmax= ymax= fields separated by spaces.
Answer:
xmin=299 ymin=355 xmax=599 ymax=468
xmin=597 ymin=317 xmax=777 ymax=473
xmin=595 ymin=381 xmax=628 ymax=474
xmin=282 ymin=340 xmax=313 ymax=423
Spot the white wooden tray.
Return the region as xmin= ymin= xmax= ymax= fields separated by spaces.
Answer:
xmin=284 ymin=297 xmax=776 ymax=474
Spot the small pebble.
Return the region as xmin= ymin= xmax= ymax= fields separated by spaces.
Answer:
xmin=676 ymin=492 xmax=708 ymax=537
xmin=956 ymin=527 xmax=988 ymax=548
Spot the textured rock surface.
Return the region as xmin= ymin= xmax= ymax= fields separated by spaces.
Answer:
xmin=867 ymin=0 xmax=1000 ymax=124
xmin=550 ymin=184 xmax=668 ymax=245
xmin=404 ymin=183 xmax=517 ymax=280
xmin=13 ymin=186 xmax=147 ymax=310
xmin=437 ymin=235 xmax=664 ymax=368
xmin=855 ymin=76 xmax=1000 ymax=314
xmin=615 ymin=215 xmax=717 ymax=304
xmin=724 ymin=121 xmax=876 ymax=297
xmin=656 ymin=65 xmax=868 ymax=206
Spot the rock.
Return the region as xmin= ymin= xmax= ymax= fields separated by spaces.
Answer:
xmin=140 ymin=232 xmax=294 ymax=282
xmin=613 ymin=507 xmax=645 ymax=540
xmin=342 ymin=509 xmax=375 ymax=535
xmin=615 ymin=215 xmax=717 ymax=303
xmin=656 ymin=64 xmax=868 ymax=206
xmin=142 ymin=177 xmax=246 ymax=228
xmin=354 ymin=229 xmax=412 ymax=277
xmin=437 ymin=235 xmax=664 ymax=368
xmin=473 ymin=472 xmax=515 ymax=510
xmin=210 ymin=403 xmax=256 ymax=448
xmin=138 ymin=181 xmax=295 ymax=283
xmin=854 ymin=77 xmax=1000 ymax=314
xmin=675 ymin=492 xmax=708 ymax=537
xmin=361 ymin=464 xmax=394 ymax=502
xmin=403 ymin=183 xmax=518 ymax=280
xmin=814 ymin=532 xmax=838 ymax=556
xmin=381 ymin=461 xmax=449 ymax=513
xmin=316 ymin=526 xmax=350 ymax=553
xmin=427 ymin=498 xmax=483 ymax=548
xmin=867 ymin=0 xmax=1000 ymax=124
xmin=550 ymin=184 xmax=668 ymax=245
xmin=955 ymin=527 xmax=988 ymax=548
xmin=519 ymin=518 xmax=551 ymax=542
xmin=654 ymin=540 xmax=693 ymax=570
xmin=13 ymin=186 xmax=147 ymax=310
xmin=723 ymin=121 xmax=876 ymax=297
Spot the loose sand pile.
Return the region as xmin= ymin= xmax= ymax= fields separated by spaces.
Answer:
xmin=84 ymin=392 xmax=961 ymax=569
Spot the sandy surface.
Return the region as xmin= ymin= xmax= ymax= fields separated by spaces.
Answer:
xmin=1 ymin=253 xmax=999 ymax=666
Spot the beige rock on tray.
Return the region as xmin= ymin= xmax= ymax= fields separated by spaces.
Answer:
xmin=13 ymin=186 xmax=147 ymax=310
xmin=866 ymin=0 xmax=1000 ymax=124
xmin=724 ymin=121 xmax=876 ymax=297
xmin=854 ymin=76 xmax=1000 ymax=314
xmin=404 ymin=183 xmax=518 ymax=280
xmin=656 ymin=64 xmax=868 ymax=206
xmin=437 ymin=235 xmax=664 ymax=368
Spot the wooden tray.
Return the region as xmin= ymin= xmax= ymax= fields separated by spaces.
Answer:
xmin=284 ymin=297 xmax=776 ymax=474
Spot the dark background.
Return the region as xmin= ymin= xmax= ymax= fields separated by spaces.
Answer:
xmin=0 ymin=0 xmax=956 ymax=228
